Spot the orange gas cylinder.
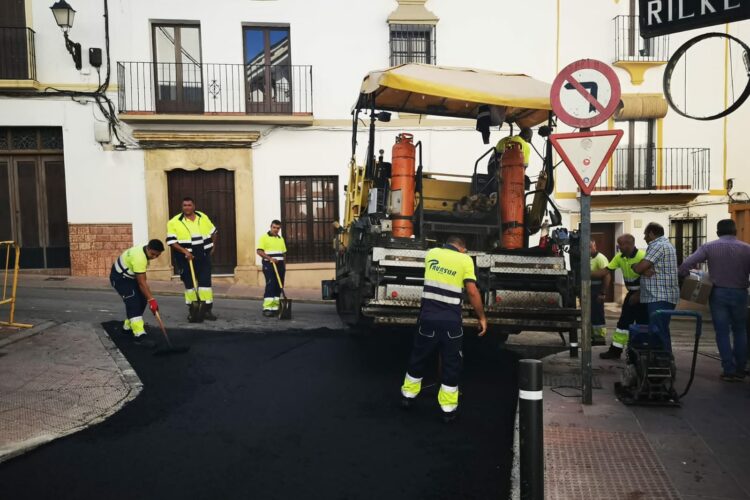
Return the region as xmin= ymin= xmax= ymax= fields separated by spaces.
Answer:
xmin=391 ymin=133 xmax=416 ymax=238
xmin=500 ymin=142 xmax=525 ymax=249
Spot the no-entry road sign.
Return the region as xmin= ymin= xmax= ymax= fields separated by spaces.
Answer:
xmin=550 ymin=130 xmax=623 ymax=195
xmin=551 ymin=59 xmax=622 ymax=129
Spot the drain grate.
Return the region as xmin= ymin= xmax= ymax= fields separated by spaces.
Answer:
xmin=544 ymin=374 xmax=603 ymax=389
xmin=44 ymin=277 xmax=68 ymax=281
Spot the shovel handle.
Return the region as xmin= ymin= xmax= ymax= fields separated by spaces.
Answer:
xmin=271 ymin=261 xmax=286 ymax=298
xmin=153 ymin=310 xmax=173 ymax=347
xmin=188 ymin=258 xmax=202 ymax=301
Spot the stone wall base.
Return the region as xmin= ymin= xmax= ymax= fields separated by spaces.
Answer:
xmin=69 ymin=224 xmax=133 ymax=277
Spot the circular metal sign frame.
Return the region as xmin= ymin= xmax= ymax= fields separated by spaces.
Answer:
xmin=551 ymin=59 xmax=622 ymax=129
xmin=663 ymin=32 xmax=750 ymax=121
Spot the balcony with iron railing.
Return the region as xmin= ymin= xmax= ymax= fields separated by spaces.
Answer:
xmin=594 ymin=147 xmax=710 ymax=195
xmin=613 ymin=15 xmax=669 ymax=85
xmin=0 ymin=27 xmax=37 ymax=85
xmin=117 ymin=62 xmax=313 ymax=122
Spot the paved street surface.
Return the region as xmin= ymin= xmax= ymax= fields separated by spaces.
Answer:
xmin=0 ymin=319 xmax=519 ymax=500
xmin=2 ymin=281 xmax=750 ymax=499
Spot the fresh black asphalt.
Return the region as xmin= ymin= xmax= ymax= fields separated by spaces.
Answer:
xmin=0 ymin=322 xmax=520 ymax=500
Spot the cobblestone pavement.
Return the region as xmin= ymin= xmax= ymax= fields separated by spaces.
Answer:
xmin=0 ymin=321 xmax=140 ymax=462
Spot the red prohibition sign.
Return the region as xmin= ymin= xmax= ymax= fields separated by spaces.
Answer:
xmin=551 ymin=59 xmax=622 ymax=129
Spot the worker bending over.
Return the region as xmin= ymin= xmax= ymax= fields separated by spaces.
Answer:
xmin=593 ymin=234 xmax=649 ymax=359
xmin=110 ymin=240 xmax=164 ymax=346
xmin=257 ymin=220 xmax=287 ymax=316
xmin=400 ymin=236 xmax=488 ymax=423
xmin=167 ymin=197 xmax=218 ymax=321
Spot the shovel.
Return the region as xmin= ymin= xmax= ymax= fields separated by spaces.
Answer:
xmin=188 ymin=259 xmax=206 ymax=323
xmin=152 ymin=310 xmax=190 ymax=356
xmin=271 ymin=261 xmax=292 ymax=320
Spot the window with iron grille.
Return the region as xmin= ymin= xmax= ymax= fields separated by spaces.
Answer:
xmin=389 ymin=24 xmax=435 ymax=66
xmin=280 ymin=176 xmax=339 ymax=263
xmin=669 ymin=216 xmax=706 ymax=266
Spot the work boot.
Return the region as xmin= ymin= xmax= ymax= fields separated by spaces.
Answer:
xmin=187 ymin=304 xmax=195 ymax=323
xmin=599 ymin=345 xmax=622 ymax=359
xmin=133 ymin=333 xmax=156 ymax=349
xmin=592 ymin=336 xmax=607 ymax=347
xmin=262 ymin=310 xmax=274 ymax=317
xmin=400 ymin=396 xmax=413 ymax=410
xmin=204 ymin=303 xmax=217 ymax=321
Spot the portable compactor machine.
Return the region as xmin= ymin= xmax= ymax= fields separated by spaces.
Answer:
xmin=615 ymin=310 xmax=703 ymax=406
xmin=322 ymin=64 xmax=582 ymax=342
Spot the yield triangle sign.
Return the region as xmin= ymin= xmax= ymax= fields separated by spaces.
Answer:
xmin=550 ymin=130 xmax=623 ymax=195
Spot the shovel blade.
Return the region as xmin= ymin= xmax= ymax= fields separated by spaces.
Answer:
xmin=278 ymin=299 xmax=292 ymax=320
xmin=188 ymin=302 xmax=206 ymax=323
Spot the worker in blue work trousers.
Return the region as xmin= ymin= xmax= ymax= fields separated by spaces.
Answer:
xmin=110 ymin=239 xmax=164 ymax=347
xmin=256 ymin=219 xmax=287 ymax=317
xmin=166 ymin=197 xmax=218 ymax=321
xmin=400 ymin=236 xmax=488 ymax=423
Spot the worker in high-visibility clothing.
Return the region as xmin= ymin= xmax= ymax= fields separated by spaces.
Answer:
xmin=495 ymin=127 xmax=532 ymax=165
xmin=592 ymin=233 xmax=649 ymax=359
xmin=256 ymin=219 xmax=287 ymax=316
xmin=400 ymin=236 xmax=488 ymax=423
xmin=166 ymin=197 xmax=218 ymax=321
xmin=110 ymin=239 xmax=164 ymax=346
xmin=590 ymin=241 xmax=610 ymax=346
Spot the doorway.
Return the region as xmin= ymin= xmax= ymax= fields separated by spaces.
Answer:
xmin=591 ymin=223 xmax=616 ymax=302
xmin=0 ymin=155 xmax=69 ymax=269
xmin=243 ymin=25 xmax=292 ymax=114
xmin=167 ymin=168 xmax=237 ymax=274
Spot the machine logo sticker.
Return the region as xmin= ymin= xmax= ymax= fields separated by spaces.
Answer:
xmin=427 ymin=259 xmax=457 ymax=277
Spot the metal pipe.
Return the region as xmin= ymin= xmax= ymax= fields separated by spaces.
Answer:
xmin=580 ymin=195 xmax=592 ymax=405
xmin=519 ymin=359 xmax=544 ymax=500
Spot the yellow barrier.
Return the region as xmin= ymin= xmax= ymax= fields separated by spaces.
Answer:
xmin=0 ymin=241 xmax=32 ymax=329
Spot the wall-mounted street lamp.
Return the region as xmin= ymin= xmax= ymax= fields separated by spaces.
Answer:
xmin=50 ymin=0 xmax=82 ymax=70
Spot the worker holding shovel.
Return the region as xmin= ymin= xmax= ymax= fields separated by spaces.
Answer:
xmin=166 ymin=197 xmax=218 ymax=322
xmin=257 ymin=220 xmax=287 ymax=317
xmin=110 ymin=239 xmax=165 ymax=347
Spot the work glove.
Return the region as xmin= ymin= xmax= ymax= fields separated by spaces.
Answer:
xmin=148 ymin=298 xmax=159 ymax=314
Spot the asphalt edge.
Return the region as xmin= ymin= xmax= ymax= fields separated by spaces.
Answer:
xmin=0 ymin=323 xmax=143 ymax=464
xmin=18 ymin=284 xmax=331 ymax=305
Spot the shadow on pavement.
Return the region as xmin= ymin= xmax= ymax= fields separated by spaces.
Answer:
xmin=0 ymin=322 xmax=521 ymax=500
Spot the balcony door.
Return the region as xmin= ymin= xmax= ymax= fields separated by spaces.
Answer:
xmin=0 ymin=0 xmax=30 ymax=80
xmin=243 ymin=26 xmax=292 ymax=114
xmin=152 ymin=23 xmax=203 ymax=113
xmin=615 ymin=119 xmax=655 ymax=190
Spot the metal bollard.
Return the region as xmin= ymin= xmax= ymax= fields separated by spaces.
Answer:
xmin=519 ymin=359 xmax=544 ymax=500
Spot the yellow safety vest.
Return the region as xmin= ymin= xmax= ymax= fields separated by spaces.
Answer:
xmin=420 ymin=245 xmax=477 ymax=324
xmin=166 ymin=211 xmax=217 ymax=252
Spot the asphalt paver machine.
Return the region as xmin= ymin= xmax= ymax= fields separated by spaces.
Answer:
xmin=322 ymin=64 xmax=582 ymax=341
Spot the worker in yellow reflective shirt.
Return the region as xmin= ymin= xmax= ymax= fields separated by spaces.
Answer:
xmin=400 ymin=235 xmax=487 ymax=424
xmin=256 ymin=219 xmax=288 ymax=317
xmin=166 ymin=197 xmax=218 ymax=322
xmin=110 ymin=239 xmax=164 ymax=347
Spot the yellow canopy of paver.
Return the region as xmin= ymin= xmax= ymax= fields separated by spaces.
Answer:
xmin=357 ymin=63 xmax=552 ymax=127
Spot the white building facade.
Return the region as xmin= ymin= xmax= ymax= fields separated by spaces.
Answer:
xmin=1 ymin=0 xmax=748 ymax=291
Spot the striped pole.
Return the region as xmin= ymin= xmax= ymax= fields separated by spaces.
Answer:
xmin=519 ymin=359 xmax=544 ymax=500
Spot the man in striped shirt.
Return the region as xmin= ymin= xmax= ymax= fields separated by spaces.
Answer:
xmin=110 ymin=240 xmax=164 ymax=347
xmin=679 ymin=219 xmax=750 ymax=381
xmin=400 ymin=236 xmax=487 ymax=423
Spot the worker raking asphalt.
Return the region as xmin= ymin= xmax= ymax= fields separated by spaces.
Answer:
xmin=0 ymin=322 xmax=519 ymax=499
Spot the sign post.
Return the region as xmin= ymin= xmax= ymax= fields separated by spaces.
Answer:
xmin=550 ymin=59 xmax=622 ymax=405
